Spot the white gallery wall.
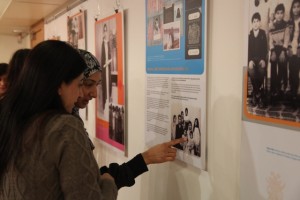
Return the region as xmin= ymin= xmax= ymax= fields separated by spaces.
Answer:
xmin=45 ymin=0 xmax=245 ymax=199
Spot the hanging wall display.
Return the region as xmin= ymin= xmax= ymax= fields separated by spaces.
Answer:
xmin=67 ymin=10 xmax=88 ymax=120
xmin=145 ymin=0 xmax=207 ymax=170
xmin=243 ymin=0 xmax=300 ymax=129
xmin=94 ymin=12 xmax=126 ymax=153
xmin=241 ymin=1 xmax=300 ymax=200
xmin=67 ymin=10 xmax=87 ymax=49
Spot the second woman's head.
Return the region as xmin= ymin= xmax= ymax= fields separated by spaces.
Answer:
xmin=75 ymin=49 xmax=102 ymax=109
xmin=11 ymin=40 xmax=86 ymax=114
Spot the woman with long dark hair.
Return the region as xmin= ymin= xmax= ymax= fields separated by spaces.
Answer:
xmin=6 ymin=48 xmax=31 ymax=90
xmin=193 ymin=118 xmax=201 ymax=157
xmin=0 ymin=40 xmax=117 ymax=200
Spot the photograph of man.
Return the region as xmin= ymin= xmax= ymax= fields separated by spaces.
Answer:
xmin=100 ymin=23 xmax=112 ymax=113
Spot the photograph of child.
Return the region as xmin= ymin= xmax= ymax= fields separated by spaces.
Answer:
xmin=245 ymin=0 xmax=300 ymax=127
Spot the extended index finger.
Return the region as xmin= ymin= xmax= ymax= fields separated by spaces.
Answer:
xmin=167 ymin=138 xmax=187 ymax=147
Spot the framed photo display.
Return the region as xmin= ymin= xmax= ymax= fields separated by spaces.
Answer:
xmin=94 ymin=12 xmax=126 ymax=154
xmin=67 ymin=10 xmax=86 ymax=49
xmin=243 ymin=0 xmax=300 ymax=130
xmin=145 ymin=0 xmax=207 ymax=170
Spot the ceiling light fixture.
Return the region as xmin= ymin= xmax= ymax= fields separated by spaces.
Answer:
xmin=0 ymin=0 xmax=12 ymax=19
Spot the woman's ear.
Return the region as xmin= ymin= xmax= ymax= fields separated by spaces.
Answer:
xmin=58 ymin=86 xmax=62 ymax=95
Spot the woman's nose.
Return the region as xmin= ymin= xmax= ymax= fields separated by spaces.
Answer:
xmin=90 ymin=86 xmax=97 ymax=98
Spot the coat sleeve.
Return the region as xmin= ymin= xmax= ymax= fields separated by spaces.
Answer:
xmin=100 ymin=153 xmax=148 ymax=189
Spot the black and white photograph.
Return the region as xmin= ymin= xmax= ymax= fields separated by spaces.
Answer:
xmin=245 ymin=0 xmax=300 ymax=126
xmin=108 ymin=103 xmax=125 ymax=145
xmin=95 ymin=18 xmax=118 ymax=120
xmin=153 ymin=16 xmax=162 ymax=41
xmin=163 ymin=21 xmax=180 ymax=51
xmin=171 ymin=105 xmax=201 ymax=157
xmin=163 ymin=3 xmax=174 ymax=24
xmin=67 ymin=11 xmax=86 ymax=49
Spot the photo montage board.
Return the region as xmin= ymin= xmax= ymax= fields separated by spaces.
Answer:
xmin=67 ymin=10 xmax=87 ymax=49
xmin=146 ymin=0 xmax=207 ymax=170
xmin=94 ymin=12 xmax=126 ymax=154
xmin=241 ymin=1 xmax=300 ymax=199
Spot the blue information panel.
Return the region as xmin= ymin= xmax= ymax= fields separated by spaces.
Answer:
xmin=146 ymin=0 xmax=205 ymax=75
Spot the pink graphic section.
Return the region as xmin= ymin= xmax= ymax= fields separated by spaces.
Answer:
xmin=96 ymin=121 xmax=124 ymax=151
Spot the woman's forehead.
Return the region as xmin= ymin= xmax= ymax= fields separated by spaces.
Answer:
xmin=88 ymin=71 xmax=101 ymax=80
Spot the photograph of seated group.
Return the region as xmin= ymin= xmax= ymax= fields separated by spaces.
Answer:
xmin=171 ymin=107 xmax=201 ymax=157
xmin=244 ymin=0 xmax=300 ymax=129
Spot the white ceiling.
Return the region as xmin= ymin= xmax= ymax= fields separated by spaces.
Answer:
xmin=0 ymin=0 xmax=74 ymax=36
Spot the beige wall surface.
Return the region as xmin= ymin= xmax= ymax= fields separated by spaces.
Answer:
xmin=0 ymin=34 xmax=29 ymax=63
